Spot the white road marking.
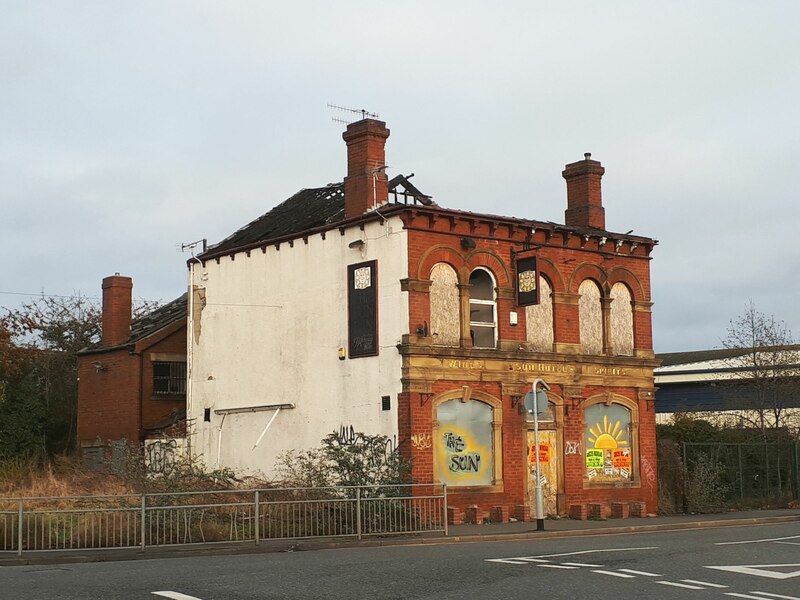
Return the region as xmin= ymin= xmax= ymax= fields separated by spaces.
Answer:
xmin=592 ymin=570 xmax=636 ymax=578
xmin=747 ymin=592 xmax=800 ymax=600
xmin=536 ymin=547 xmax=658 ymax=558
xmin=681 ymin=579 xmax=727 ymax=588
xmin=657 ymin=581 xmax=705 ymax=590
xmin=725 ymin=594 xmax=791 ymax=600
xmin=485 ymin=559 xmax=530 ymax=564
xmin=776 ymin=541 xmax=800 ymax=546
xmin=538 ymin=564 xmax=580 ymax=569
xmin=561 ymin=562 xmax=604 ymax=568
xmin=516 ymin=558 xmax=550 ymax=563
xmin=153 ymin=593 xmax=205 ymax=600
xmin=717 ymin=535 xmax=800 ymax=546
xmin=707 ymin=564 xmax=800 ymax=580
xmin=617 ymin=569 xmax=661 ymax=576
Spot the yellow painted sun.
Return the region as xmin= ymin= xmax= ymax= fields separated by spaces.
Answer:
xmin=588 ymin=415 xmax=628 ymax=449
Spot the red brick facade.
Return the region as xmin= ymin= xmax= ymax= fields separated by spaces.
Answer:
xmin=77 ymin=278 xmax=186 ymax=455
xmin=393 ymin=175 xmax=658 ymax=519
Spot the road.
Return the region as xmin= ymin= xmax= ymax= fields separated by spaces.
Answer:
xmin=2 ymin=521 xmax=800 ymax=599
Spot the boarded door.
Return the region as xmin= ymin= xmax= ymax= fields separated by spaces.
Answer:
xmin=527 ymin=430 xmax=559 ymax=517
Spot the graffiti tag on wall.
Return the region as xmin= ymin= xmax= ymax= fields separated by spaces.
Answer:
xmin=641 ymin=456 xmax=656 ymax=489
xmin=144 ymin=439 xmax=178 ymax=475
xmin=565 ymin=440 xmax=582 ymax=455
xmin=411 ymin=433 xmax=432 ymax=449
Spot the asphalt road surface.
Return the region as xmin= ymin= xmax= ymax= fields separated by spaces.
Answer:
xmin=2 ymin=521 xmax=800 ymax=599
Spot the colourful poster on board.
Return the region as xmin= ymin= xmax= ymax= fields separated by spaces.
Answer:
xmin=586 ymin=448 xmax=604 ymax=469
xmin=529 ymin=443 xmax=550 ymax=464
xmin=612 ymin=448 xmax=631 ymax=469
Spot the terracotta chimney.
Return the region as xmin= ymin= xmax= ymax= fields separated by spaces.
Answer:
xmin=563 ymin=153 xmax=606 ymax=230
xmin=102 ymin=274 xmax=133 ymax=347
xmin=343 ymin=119 xmax=390 ymax=219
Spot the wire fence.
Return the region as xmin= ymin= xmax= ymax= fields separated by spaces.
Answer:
xmin=0 ymin=483 xmax=447 ymax=556
xmin=681 ymin=442 xmax=800 ymax=508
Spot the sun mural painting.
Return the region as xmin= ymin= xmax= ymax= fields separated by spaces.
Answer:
xmin=584 ymin=403 xmax=633 ymax=482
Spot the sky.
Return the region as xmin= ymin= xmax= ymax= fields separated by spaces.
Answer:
xmin=2 ymin=1 xmax=798 ymax=353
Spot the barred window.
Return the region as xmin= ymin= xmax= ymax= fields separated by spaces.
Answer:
xmin=153 ymin=361 xmax=186 ymax=395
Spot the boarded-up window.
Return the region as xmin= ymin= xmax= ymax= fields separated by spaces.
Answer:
xmin=579 ymin=280 xmax=603 ymax=355
xmin=610 ymin=283 xmax=634 ymax=356
xmin=430 ymin=263 xmax=460 ymax=346
xmin=584 ymin=402 xmax=633 ymax=483
xmin=525 ymin=276 xmax=553 ymax=352
xmin=435 ymin=399 xmax=493 ymax=486
xmin=348 ymin=260 xmax=378 ymax=357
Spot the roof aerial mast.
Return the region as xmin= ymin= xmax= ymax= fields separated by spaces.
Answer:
xmin=327 ymin=103 xmax=380 ymax=125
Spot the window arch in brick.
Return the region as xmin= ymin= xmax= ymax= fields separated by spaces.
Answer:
xmin=610 ymin=282 xmax=634 ymax=356
xmin=578 ymin=279 xmax=603 ymax=355
xmin=429 ymin=262 xmax=460 ymax=346
xmin=525 ymin=275 xmax=554 ymax=352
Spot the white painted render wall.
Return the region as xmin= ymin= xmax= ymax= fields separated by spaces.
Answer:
xmin=188 ymin=216 xmax=408 ymax=478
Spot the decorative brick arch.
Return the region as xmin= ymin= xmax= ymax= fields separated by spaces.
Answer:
xmin=465 ymin=250 xmax=511 ymax=287
xmin=417 ymin=244 xmax=466 ymax=280
xmin=568 ymin=262 xmax=608 ymax=294
xmin=535 ymin=257 xmax=566 ymax=294
xmin=607 ymin=266 xmax=645 ymax=302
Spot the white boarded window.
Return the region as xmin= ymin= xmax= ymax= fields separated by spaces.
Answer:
xmin=430 ymin=263 xmax=460 ymax=346
xmin=610 ymin=283 xmax=634 ymax=356
xmin=579 ymin=279 xmax=603 ymax=355
xmin=525 ymin=276 xmax=553 ymax=352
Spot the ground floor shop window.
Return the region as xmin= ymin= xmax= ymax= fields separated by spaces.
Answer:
xmin=584 ymin=399 xmax=634 ymax=483
xmin=434 ymin=395 xmax=500 ymax=487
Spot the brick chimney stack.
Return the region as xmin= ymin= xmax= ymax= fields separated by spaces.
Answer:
xmin=101 ymin=274 xmax=133 ymax=347
xmin=563 ymin=153 xmax=606 ymax=230
xmin=343 ymin=119 xmax=390 ymax=219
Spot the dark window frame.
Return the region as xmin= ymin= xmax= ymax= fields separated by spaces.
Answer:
xmin=152 ymin=361 xmax=186 ymax=396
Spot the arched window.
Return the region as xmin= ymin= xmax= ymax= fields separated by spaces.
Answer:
xmin=610 ymin=283 xmax=634 ymax=356
xmin=578 ymin=279 xmax=603 ymax=355
xmin=435 ymin=398 xmax=495 ymax=486
xmin=429 ymin=263 xmax=460 ymax=346
xmin=469 ymin=269 xmax=496 ymax=348
xmin=584 ymin=397 xmax=635 ymax=484
xmin=525 ymin=276 xmax=554 ymax=352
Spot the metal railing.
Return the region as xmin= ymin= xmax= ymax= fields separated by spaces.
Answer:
xmin=0 ymin=483 xmax=447 ymax=556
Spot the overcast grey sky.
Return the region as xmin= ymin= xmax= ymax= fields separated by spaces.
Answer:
xmin=2 ymin=1 xmax=798 ymax=353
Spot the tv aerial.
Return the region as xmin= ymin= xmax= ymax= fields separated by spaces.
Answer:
xmin=327 ymin=103 xmax=380 ymax=125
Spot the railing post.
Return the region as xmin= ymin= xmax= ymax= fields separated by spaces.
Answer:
xmin=442 ymin=484 xmax=448 ymax=537
xmin=254 ymin=490 xmax=260 ymax=546
xmin=356 ymin=487 xmax=362 ymax=541
xmin=17 ymin=498 xmax=23 ymax=557
xmin=140 ymin=494 xmax=146 ymax=552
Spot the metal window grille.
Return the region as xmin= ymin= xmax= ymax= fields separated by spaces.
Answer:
xmin=153 ymin=361 xmax=186 ymax=395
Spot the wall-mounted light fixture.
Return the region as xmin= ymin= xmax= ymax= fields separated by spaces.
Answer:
xmin=91 ymin=361 xmax=108 ymax=373
xmin=460 ymin=237 xmax=476 ymax=250
xmin=348 ymin=239 xmax=365 ymax=249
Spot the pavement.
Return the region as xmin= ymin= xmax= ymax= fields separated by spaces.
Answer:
xmin=2 ymin=508 xmax=798 ymax=567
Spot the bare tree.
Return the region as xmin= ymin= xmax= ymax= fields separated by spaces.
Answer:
xmin=718 ymin=300 xmax=800 ymax=440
